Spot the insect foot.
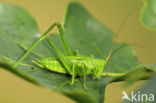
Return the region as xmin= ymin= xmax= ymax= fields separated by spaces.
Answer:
xmin=67 ymin=79 xmax=78 ymax=86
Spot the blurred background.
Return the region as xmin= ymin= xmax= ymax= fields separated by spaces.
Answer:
xmin=0 ymin=0 xmax=155 ymax=103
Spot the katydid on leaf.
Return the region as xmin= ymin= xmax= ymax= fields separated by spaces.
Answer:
xmin=13 ymin=22 xmax=109 ymax=90
xmin=12 ymin=10 xmax=144 ymax=90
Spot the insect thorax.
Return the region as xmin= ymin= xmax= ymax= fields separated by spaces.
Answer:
xmin=37 ymin=56 xmax=106 ymax=78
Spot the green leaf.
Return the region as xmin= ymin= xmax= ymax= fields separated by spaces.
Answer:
xmin=0 ymin=62 xmax=40 ymax=85
xmin=0 ymin=2 xmax=155 ymax=103
xmin=121 ymin=65 xmax=156 ymax=103
xmin=122 ymin=72 xmax=156 ymax=103
xmin=63 ymin=90 xmax=97 ymax=103
xmin=137 ymin=73 xmax=156 ymax=102
xmin=112 ymin=65 xmax=156 ymax=87
xmin=132 ymin=65 xmax=156 ymax=103
xmin=141 ymin=0 xmax=156 ymax=30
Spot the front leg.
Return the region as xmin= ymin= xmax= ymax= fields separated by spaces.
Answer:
xmin=82 ymin=64 xmax=87 ymax=91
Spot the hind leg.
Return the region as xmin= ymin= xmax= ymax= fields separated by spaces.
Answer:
xmin=13 ymin=23 xmax=58 ymax=68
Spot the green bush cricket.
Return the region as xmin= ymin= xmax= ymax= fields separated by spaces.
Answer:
xmin=13 ymin=23 xmax=109 ymax=90
xmin=12 ymin=10 xmax=139 ymax=90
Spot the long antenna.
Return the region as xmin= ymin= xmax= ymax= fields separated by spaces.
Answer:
xmin=106 ymin=44 xmax=127 ymax=62
xmin=106 ymin=8 xmax=134 ymax=62
xmin=115 ymin=8 xmax=134 ymax=37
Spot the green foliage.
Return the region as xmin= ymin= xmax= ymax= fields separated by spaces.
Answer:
xmin=0 ymin=62 xmax=39 ymax=85
xmin=141 ymin=0 xmax=156 ymax=30
xmin=0 ymin=2 xmax=155 ymax=103
xmin=138 ymin=73 xmax=156 ymax=97
xmin=122 ymin=72 xmax=156 ymax=103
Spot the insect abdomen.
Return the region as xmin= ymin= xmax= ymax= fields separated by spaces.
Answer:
xmin=38 ymin=57 xmax=67 ymax=74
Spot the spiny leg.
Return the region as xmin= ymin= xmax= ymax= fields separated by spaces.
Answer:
xmin=71 ymin=64 xmax=76 ymax=85
xmin=18 ymin=43 xmax=43 ymax=58
xmin=45 ymin=23 xmax=75 ymax=75
xmin=13 ymin=23 xmax=74 ymax=87
xmin=13 ymin=23 xmax=58 ymax=68
xmin=45 ymin=37 xmax=73 ymax=75
xmin=13 ymin=23 xmax=73 ymax=68
xmin=57 ymin=23 xmax=72 ymax=56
